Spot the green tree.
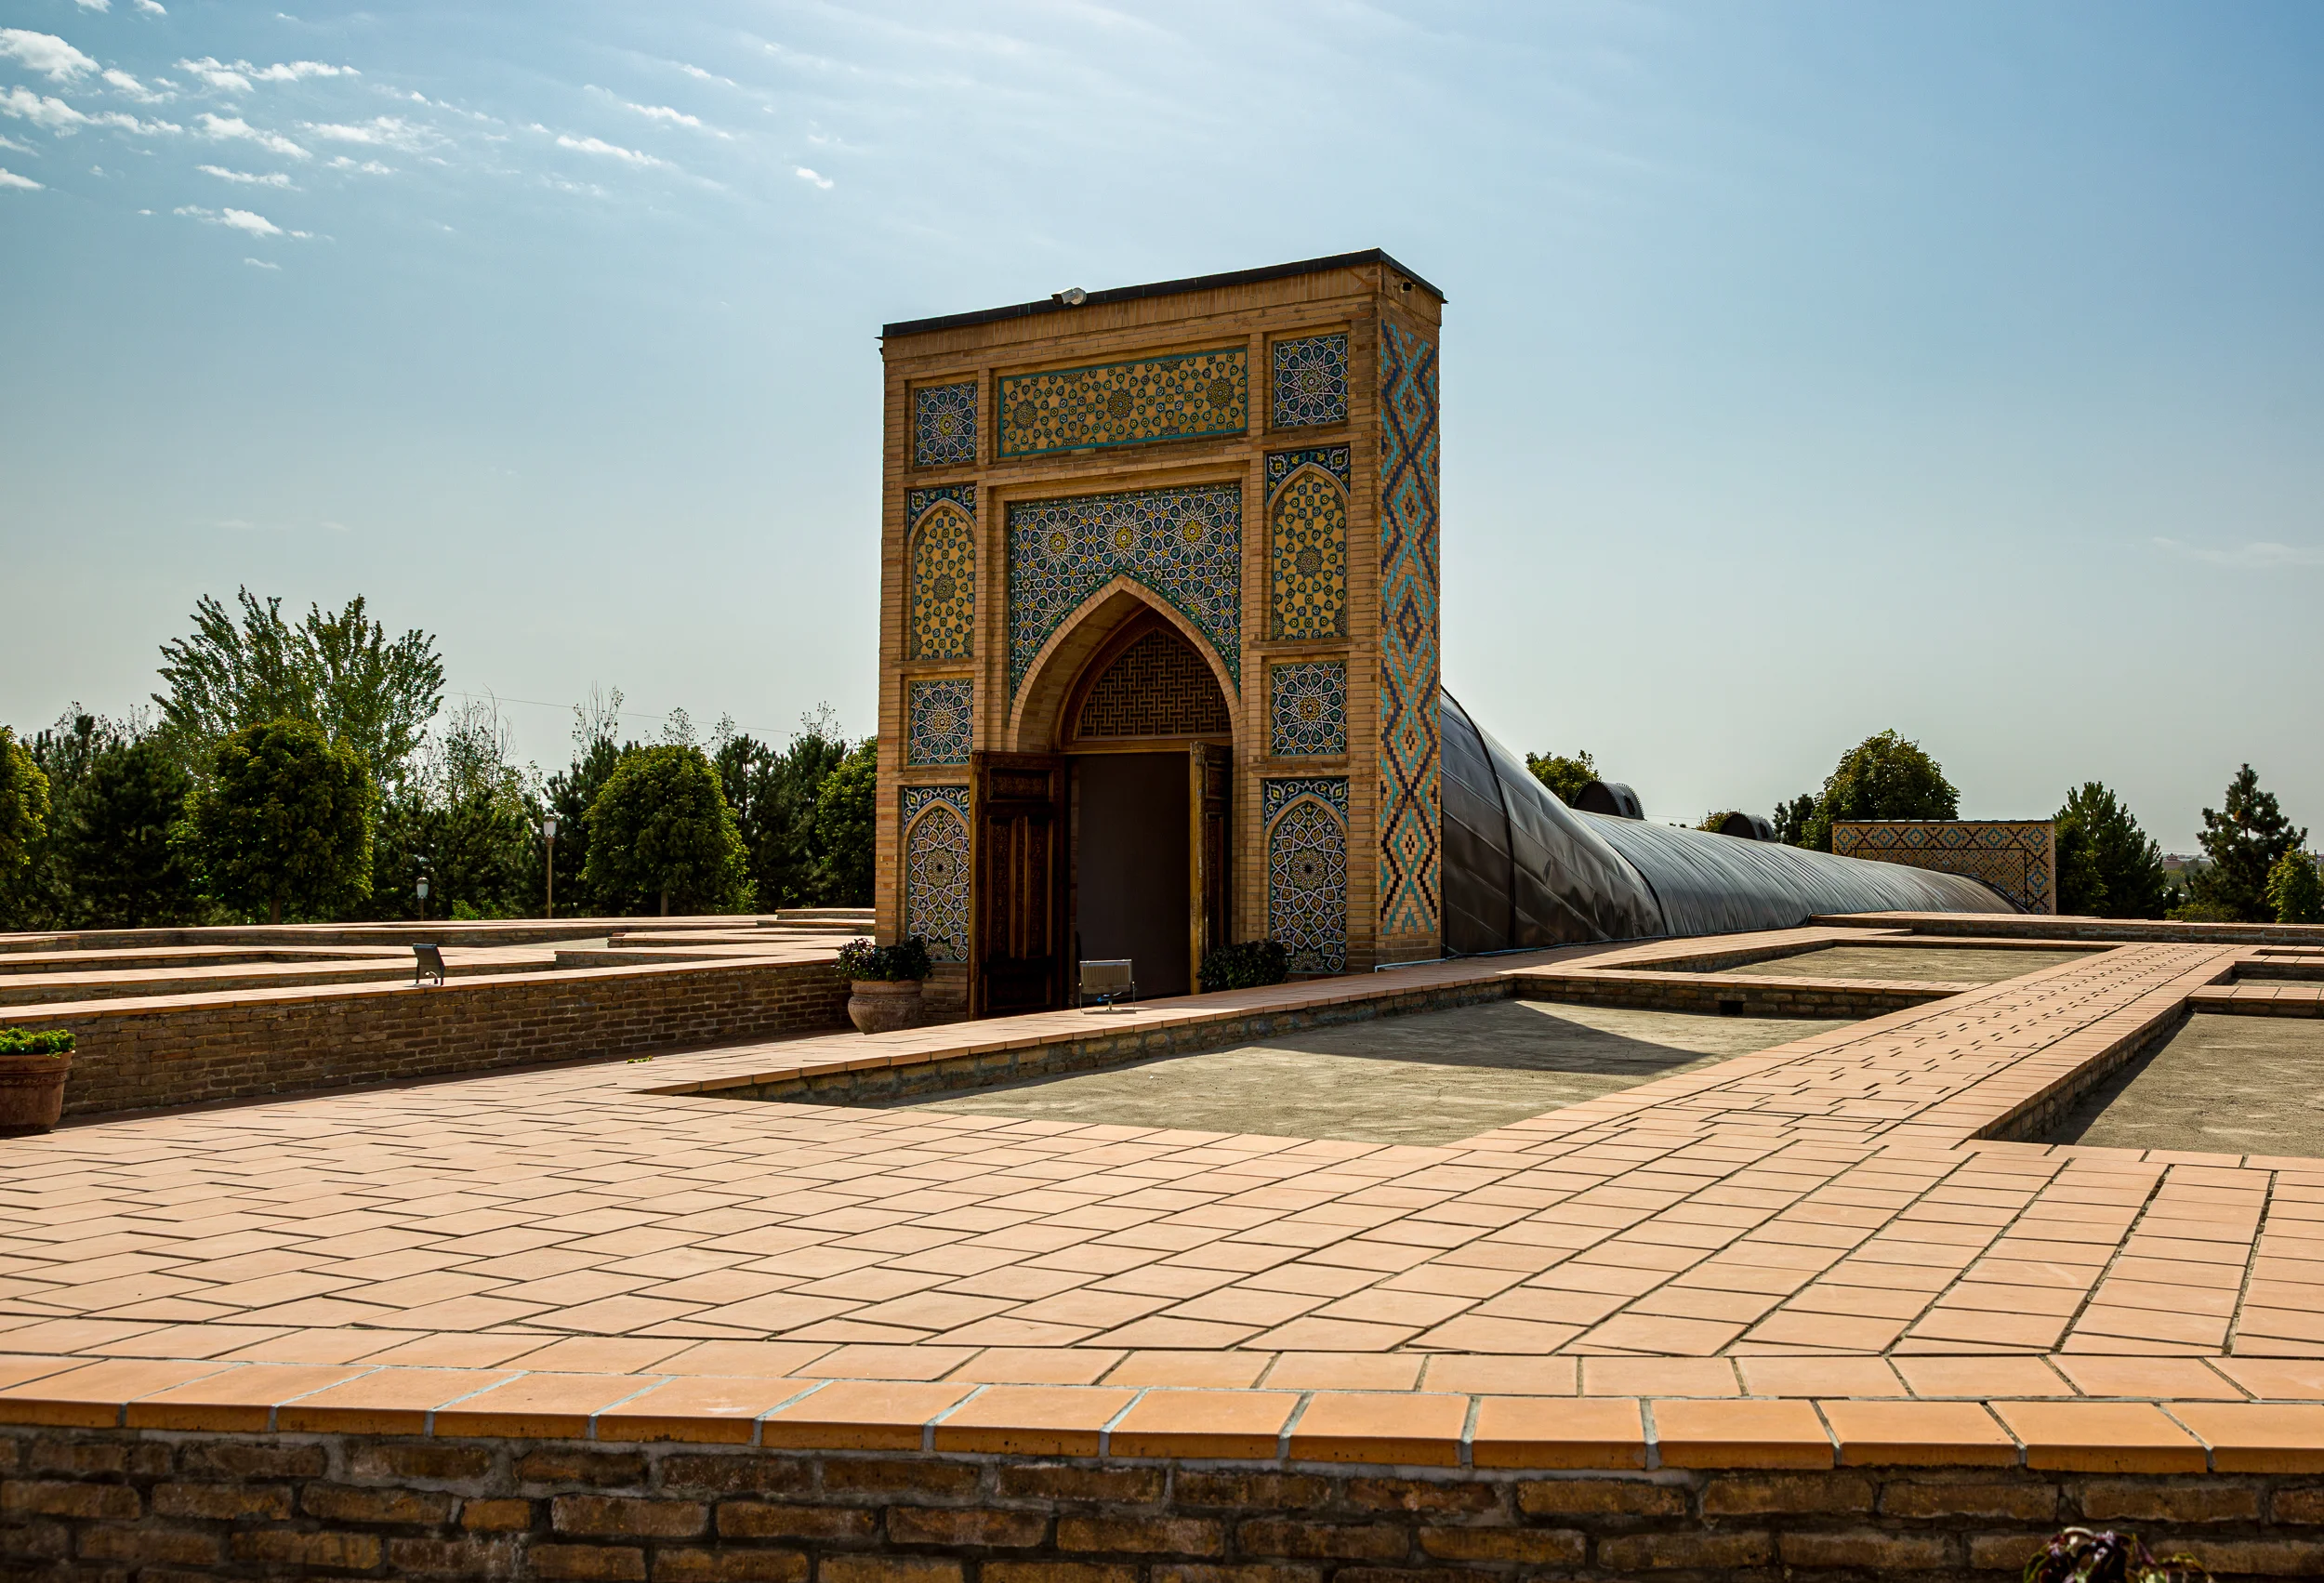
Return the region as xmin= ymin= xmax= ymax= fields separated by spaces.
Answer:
xmin=812 ymin=739 xmax=878 ymax=906
xmin=1802 ymin=730 xmax=1959 ymax=851
xmin=154 ymin=588 xmax=443 ymax=785
xmin=185 ymin=719 xmax=376 ymax=924
xmin=0 ymin=727 xmax=50 ymax=892
xmin=583 ymin=745 xmax=750 ymax=916
xmin=1525 ymin=749 xmax=1597 ymax=806
xmin=718 ymin=706 xmax=850 ymax=909
xmin=1772 ymin=792 xmax=1817 ymax=848
xmin=2053 ymin=782 xmax=2169 ymax=918
xmin=369 ymin=699 xmax=536 ymax=920
xmin=68 ymin=737 xmax=205 ymax=928
xmin=2189 ymin=764 xmax=2307 ymax=923
xmin=2268 ymin=850 xmax=2324 ymax=925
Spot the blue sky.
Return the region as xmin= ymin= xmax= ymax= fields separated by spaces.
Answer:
xmin=2 ymin=1 xmax=2318 ymax=850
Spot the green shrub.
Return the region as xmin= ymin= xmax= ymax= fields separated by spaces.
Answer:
xmin=1198 ymin=939 xmax=1290 ymax=993
xmin=2267 ymin=851 xmax=2324 ymax=925
xmin=0 ymin=1027 xmax=74 ymax=1057
xmin=2167 ymin=899 xmax=2242 ymax=924
xmin=835 ymin=935 xmax=931 ymax=983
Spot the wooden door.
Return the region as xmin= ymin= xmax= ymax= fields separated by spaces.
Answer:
xmin=1190 ymin=743 xmax=1232 ymax=987
xmin=970 ymin=752 xmax=1068 ymax=1019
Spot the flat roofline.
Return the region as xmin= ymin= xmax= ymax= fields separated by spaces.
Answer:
xmin=880 ymin=249 xmax=1444 ymax=340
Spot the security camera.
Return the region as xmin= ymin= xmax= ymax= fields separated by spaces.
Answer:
xmin=1054 ymin=287 xmax=1088 ymax=306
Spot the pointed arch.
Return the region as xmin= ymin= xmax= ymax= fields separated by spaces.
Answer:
xmin=1005 ymin=578 xmax=1239 ymax=754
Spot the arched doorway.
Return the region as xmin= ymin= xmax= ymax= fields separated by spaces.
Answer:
xmin=1059 ymin=615 xmax=1234 ymax=999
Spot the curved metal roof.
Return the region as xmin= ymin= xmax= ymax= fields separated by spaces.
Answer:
xmin=1436 ymin=690 xmax=2014 ymax=951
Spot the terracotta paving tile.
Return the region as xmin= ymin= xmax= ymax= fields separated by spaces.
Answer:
xmin=795 ymin=1344 xmax=977 ymax=1381
xmin=431 ymin=1372 xmax=653 ymax=1439
xmin=1581 ymin=1357 xmax=1737 ymax=1397
xmin=347 ymin=1333 xmax=542 ymax=1368
xmin=1736 ymin=1356 xmax=1908 ymax=1398
xmin=931 ymin=1385 xmax=1139 ymax=1455
xmin=1287 ymin=1391 xmax=1469 ymax=1466
xmin=2171 ymin=1402 xmax=2324 ymax=1472
xmin=654 ymin=1341 xmax=836 ymax=1377
xmin=2055 ymin=1356 xmax=2244 ymax=1400
xmin=946 ymin=1348 xmax=1126 ymax=1385
xmin=1990 ymin=1400 xmax=2208 ymax=1472
xmin=1108 ymin=1389 xmax=1300 ymax=1458
xmin=0 ymin=1356 xmax=238 ymax=1427
xmin=1419 ymin=1354 xmax=1578 ymax=1396
xmin=1895 ymin=1356 xmax=2073 ymax=1398
xmin=272 ymin=1368 xmax=520 ymax=1435
xmin=1472 ymin=1394 xmax=1645 ymax=1469
xmin=124 ymin=1364 xmax=376 ymax=1431
xmin=1653 ymin=1397 xmax=1833 ymax=1468
xmin=1820 ymin=1399 xmax=2017 ymax=1465
xmin=759 ymin=1379 xmax=979 ymax=1449
xmin=594 ymin=1376 xmax=819 ymax=1444
xmin=1100 ymin=1351 xmax=1273 ymax=1389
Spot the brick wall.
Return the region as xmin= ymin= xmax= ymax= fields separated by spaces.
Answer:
xmin=1515 ymin=971 xmax=1952 ymax=1020
xmin=11 ymin=1429 xmax=2324 ymax=1580
xmin=6 ymin=961 xmax=849 ymax=1121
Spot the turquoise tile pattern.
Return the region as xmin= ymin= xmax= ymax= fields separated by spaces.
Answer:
xmin=1376 ymin=320 xmax=1442 ymax=941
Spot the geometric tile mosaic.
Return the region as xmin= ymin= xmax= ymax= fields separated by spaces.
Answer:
xmin=905 ymin=677 xmax=973 ymax=767
xmin=906 ymin=490 xmax=975 ymax=662
xmin=997 ymin=347 xmax=1247 ymax=460
xmin=1834 ymin=820 xmax=2058 ymax=915
xmin=1376 ymin=318 xmax=1442 ymax=941
xmin=900 ymin=785 xmax=971 ymax=962
xmin=1266 ymin=444 xmax=1352 ymax=493
xmin=1264 ymin=775 xmax=1349 ymax=973
xmin=912 ymin=380 xmax=977 ymax=468
xmin=1272 ymin=332 xmax=1349 ymax=429
xmin=1005 ymin=483 xmax=1243 ymax=698
xmin=1269 ymin=455 xmax=1349 ymax=640
xmin=1268 ymin=659 xmax=1348 ymax=758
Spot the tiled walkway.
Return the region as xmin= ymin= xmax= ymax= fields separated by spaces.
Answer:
xmin=7 ymin=920 xmax=2324 ymax=1462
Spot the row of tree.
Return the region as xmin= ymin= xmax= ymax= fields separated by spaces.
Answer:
xmin=1526 ymin=730 xmax=2319 ymax=925
xmin=0 ymin=589 xmax=877 ymax=929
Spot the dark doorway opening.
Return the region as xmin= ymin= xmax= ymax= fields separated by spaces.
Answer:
xmin=1073 ymin=753 xmax=1191 ymax=999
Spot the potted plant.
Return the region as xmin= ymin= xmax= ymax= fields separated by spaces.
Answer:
xmin=0 ymin=1027 xmax=74 ymax=1137
xmin=2024 ymin=1527 xmax=2208 ymax=1583
xmin=836 ymin=936 xmax=932 ymax=1035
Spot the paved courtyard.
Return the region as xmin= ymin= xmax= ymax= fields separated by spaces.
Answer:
xmin=868 ymin=1001 xmax=1855 ymax=1145
xmin=2047 ymin=1012 xmax=2324 ymax=1158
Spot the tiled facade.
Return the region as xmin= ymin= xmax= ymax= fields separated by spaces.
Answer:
xmin=1374 ymin=319 xmax=1443 ymax=947
xmin=900 ymin=785 xmax=971 ymax=961
xmin=878 ymin=253 xmax=1448 ymax=1005
xmin=1263 ymin=775 xmax=1351 ymax=973
xmin=1834 ymin=821 xmax=2058 ymax=915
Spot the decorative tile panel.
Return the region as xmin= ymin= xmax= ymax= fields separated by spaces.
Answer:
xmin=1272 ymin=333 xmax=1349 ymax=429
xmin=997 ymin=348 xmax=1248 ymax=459
xmin=901 ymin=787 xmax=971 ymax=962
xmin=1268 ymin=661 xmax=1347 ymax=759
xmin=1269 ymin=459 xmax=1349 ymax=641
xmin=1833 ymin=821 xmax=2058 ymax=915
xmin=1076 ymin=628 xmax=1231 ymax=739
xmin=1264 ymin=777 xmax=1349 ymax=974
xmin=905 ymin=677 xmax=973 ymax=767
xmin=1006 ymin=483 xmax=1243 ymax=697
xmin=1267 ymin=445 xmax=1352 ymax=493
xmin=906 ymin=495 xmax=975 ymax=662
xmin=907 ymin=484 xmax=974 ymax=526
xmin=1376 ymin=320 xmax=1442 ymax=941
xmin=913 ymin=381 xmax=978 ymax=468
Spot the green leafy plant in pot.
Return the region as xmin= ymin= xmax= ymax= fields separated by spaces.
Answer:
xmin=836 ymin=936 xmax=932 ymax=1035
xmin=0 ymin=1027 xmax=74 ymax=1137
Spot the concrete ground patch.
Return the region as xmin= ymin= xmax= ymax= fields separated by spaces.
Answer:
xmin=1716 ymin=943 xmax=2095 ymax=983
xmin=868 ymin=999 xmax=1856 ymax=1146
xmin=2042 ymin=1011 xmax=2324 ymax=1155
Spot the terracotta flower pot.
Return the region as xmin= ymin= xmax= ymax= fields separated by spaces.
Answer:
xmin=0 ymin=1053 xmax=70 ymax=1137
xmin=848 ymin=980 xmax=924 ymax=1035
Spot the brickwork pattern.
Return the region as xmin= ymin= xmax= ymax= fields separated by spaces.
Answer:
xmin=1074 ymin=631 xmax=1230 ymax=740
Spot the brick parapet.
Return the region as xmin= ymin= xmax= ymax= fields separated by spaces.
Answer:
xmin=17 ymin=1424 xmax=2324 ymax=1579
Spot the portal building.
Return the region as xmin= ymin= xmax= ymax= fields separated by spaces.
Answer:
xmin=875 ymin=253 xmax=2006 ymax=1018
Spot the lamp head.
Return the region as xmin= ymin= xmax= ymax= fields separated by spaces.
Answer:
xmin=416 ymin=877 xmax=429 ymax=901
xmin=543 ymin=814 xmax=559 ymax=840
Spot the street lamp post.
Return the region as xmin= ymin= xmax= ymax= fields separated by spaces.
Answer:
xmin=416 ymin=874 xmax=429 ymax=921
xmin=542 ymin=815 xmax=559 ymax=918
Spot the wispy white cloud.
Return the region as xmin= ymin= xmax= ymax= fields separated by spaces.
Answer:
xmin=243 ymin=256 xmax=278 ymax=270
xmin=554 ymin=131 xmax=666 ymax=167
xmin=135 ymin=0 xmax=165 ymax=14
xmin=0 ymin=29 xmax=99 ymax=83
xmin=794 ymin=165 xmax=833 ymax=189
xmin=0 ymin=165 xmax=43 ymax=190
xmin=303 ymin=114 xmax=429 ymax=152
xmin=73 ymin=0 xmax=108 ymax=13
xmin=0 ymin=131 xmax=32 ymax=152
xmin=2154 ymin=536 xmax=2324 ymax=570
xmin=626 ymin=102 xmax=700 ymax=128
xmin=102 ymin=68 xmax=169 ymax=102
xmin=0 ymin=86 xmax=168 ymax=134
xmin=178 ymin=57 xmax=356 ymax=93
xmin=175 ymin=202 xmax=286 ymax=237
xmin=197 ymin=162 xmax=291 ymax=186
xmin=326 ymin=153 xmax=392 ymax=174
xmin=196 ymin=112 xmax=309 ymax=159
